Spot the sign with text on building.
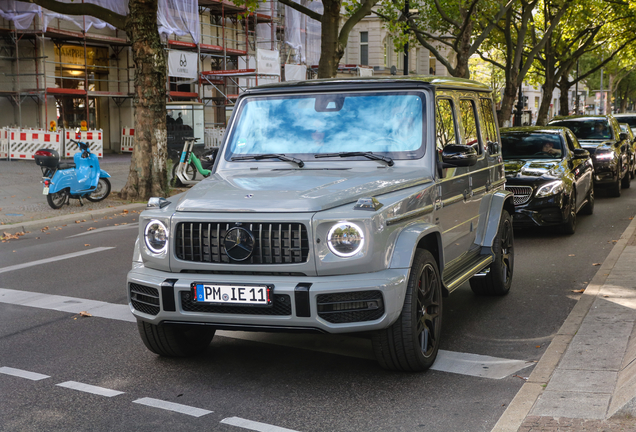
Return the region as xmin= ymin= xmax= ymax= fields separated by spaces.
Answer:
xmin=257 ymin=49 xmax=280 ymax=76
xmin=168 ymin=50 xmax=198 ymax=79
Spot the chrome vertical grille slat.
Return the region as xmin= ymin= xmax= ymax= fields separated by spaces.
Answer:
xmin=175 ymin=222 xmax=309 ymax=264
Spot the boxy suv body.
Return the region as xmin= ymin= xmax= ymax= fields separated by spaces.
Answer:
xmin=127 ymin=77 xmax=515 ymax=372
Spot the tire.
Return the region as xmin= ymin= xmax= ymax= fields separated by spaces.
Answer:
xmin=171 ymin=161 xmax=197 ymax=187
xmin=46 ymin=190 xmax=66 ymax=209
xmin=560 ymin=190 xmax=577 ymax=235
xmin=469 ymin=210 xmax=514 ymax=296
xmin=137 ymin=321 xmax=215 ymax=357
xmin=372 ymin=249 xmax=442 ymax=372
xmin=607 ymin=169 xmax=622 ymax=198
xmin=86 ymin=178 xmax=111 ymax=202
xmin=622 ymin=168 xmax=631 ymax=188
xmin=581 ymin=187 xmax=594 ymax=215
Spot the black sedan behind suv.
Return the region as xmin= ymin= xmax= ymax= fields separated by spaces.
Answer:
xmin=502 ymin=126 xmax=594 ymax=234
xmin=548 ymin=115 xmax=630 ymax=197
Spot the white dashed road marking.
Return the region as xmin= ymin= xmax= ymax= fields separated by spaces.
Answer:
xmin=221 ymin=416 xmax=301 ymax=432
xmin=132 ymin=397 xmax=212 ymax=417
xmin=67 ymin=223 xmax=138 ymax=238
xmin=0 ymin=288 xmax=534 ymax=379
xmin=0 ymin=366 xmax=50 ymax=381
xmin=0 ymin=247 xmax=115 ymax=274
xmin=56 ymin=381 xmax=125 ymax=397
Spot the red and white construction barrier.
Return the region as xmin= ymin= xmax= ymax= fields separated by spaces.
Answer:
xmin=1 ymin=128 xmax=62 ymax=160
xmin=64 ymin=129 xmax=103 ymax=158
xmin=204 ymin=127 xmax=225 ymax=148
xmin=121 ymin=127 xmax=135 ymax=153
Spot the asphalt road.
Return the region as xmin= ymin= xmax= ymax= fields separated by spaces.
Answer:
xmin=1 ymin=188 xmax=636 ymax=432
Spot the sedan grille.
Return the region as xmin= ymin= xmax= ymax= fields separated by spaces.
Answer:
xmin=175 ymin=222 xmax=309 ymax=264
xmin=506 ymin=185 xmax=533 ymax=205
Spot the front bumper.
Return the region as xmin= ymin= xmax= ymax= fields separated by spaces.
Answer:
xmin=511 ymin=194 xmax=566 ymax=228
xmin=127 ymin=262 xmax=409 ymax=334
xmin=592 ymin=159 xmax=618 ymax=186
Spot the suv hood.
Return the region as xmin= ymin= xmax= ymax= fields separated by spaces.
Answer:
xmin=504 ymin=159 xmax=560 ymax=179
xmin=176 ymin=168 xmax=432 ymax=212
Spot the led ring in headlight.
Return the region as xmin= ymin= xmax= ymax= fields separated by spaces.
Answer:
xmin=327 ymin=222 xmax=364 ymax=257
xmin=144 ymin=219 xmax=168 ymax=254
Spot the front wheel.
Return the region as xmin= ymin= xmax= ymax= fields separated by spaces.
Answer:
xmin=469 ymin=210 xmax=514 ymax=296
xmin=46 ymin=190 xmax=67 ymax=209
xmin=372 ymin=249 xmax=442 ymax=372
xmin=86 ymin=178 xmax=111 ymax=202
xmin=608 ymin=171 xmax=622 ymax=197
xmin=622 ymin=167 xmax=631 ymax=188
xmin=137 ymin=321 xmax=215 ymax=357
xmin=560 ymin=190 xmax=577 ymax=235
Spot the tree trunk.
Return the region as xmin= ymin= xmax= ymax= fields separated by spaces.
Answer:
xmin=537 ymin=79 xmax=556 ymax=125
xmin=498 ymin=76 xmax=518 ymax=127
xmin=119 ymin=0 xmax=168 ymax=200
xmin=559 ymin=76 xmax=570 ymax=117
xmin=317 ymin=0 xmax=343 ymax=78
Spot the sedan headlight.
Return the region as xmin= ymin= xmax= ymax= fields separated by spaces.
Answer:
xmin=535 ymin=180 xmax=564 ymax=198
xmin=327 ymin=222 xmax=364 ymax=257
xmin=144 ymin=219 xmax=168 ymax=254
xmin=595 ymin=151 xmax=614 ymax=160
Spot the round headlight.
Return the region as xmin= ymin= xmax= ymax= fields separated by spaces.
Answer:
xmin=327 ymin=222 xmax=364 ymax=257
xmin=144 ymin=220 xmax=168 ymax=254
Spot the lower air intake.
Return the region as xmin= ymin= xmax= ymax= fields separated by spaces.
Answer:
xmin=317 ymin=290 xmax=384 ymax=324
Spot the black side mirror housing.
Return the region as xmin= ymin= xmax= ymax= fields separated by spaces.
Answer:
xmin=441 ymin=144 xmax=478 ymax=167
xmin=572 ymin=148 xmax=590 ymax=159
xmin=619 ymin=132 xmax=628 ymax=141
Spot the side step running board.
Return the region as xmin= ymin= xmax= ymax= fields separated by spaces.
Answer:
xmin=443 ymin=254 xmax=494 ymax=293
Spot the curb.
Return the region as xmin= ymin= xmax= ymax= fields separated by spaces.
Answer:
xmin=492 ymin=215 xmax=636 ymax=432
xmin=1 ymin=203 xmax=148 ymax=235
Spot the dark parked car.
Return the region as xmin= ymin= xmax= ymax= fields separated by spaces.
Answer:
xmin=548 ymin=115 xmax=630 ymax=197
xmin=502 ymin=126 xmax=594 ymax=234
xmin=614 ymin=113 xmax=636 ymax=135
xmin=619 ymin=123 xmax=636 ymax=179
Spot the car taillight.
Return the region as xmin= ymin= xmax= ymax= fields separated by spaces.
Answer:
xmin=35 ymin=150 xmax=54 ymax=157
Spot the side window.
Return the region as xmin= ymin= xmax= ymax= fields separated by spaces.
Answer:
xmin=479 ymin=98 xmax=498 ymax=145
xmin=565 ymin=131 xmax=578 ymax=152
xmin=459 ymin=99 xmax=481 ymax=153
xmin=436 ymin=98 xmax=457 ymax=152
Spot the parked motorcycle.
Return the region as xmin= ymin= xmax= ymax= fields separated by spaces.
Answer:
xmin=34 ymin=138 xmax=111 ymax=209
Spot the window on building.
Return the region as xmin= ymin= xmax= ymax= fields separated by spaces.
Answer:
xmin=459 ymin=99 xmax=481 ymax=153
xmin=360 ymin=31 xmax=368 ymax=66
xmin=429 ymin=52 xmax=436 ymax=75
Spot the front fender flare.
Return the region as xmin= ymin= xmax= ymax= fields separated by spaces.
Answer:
xmin=389 ymin=223 xmax=443 ymax=270
xmin=480 ymin=190 xmax=514 ymax=253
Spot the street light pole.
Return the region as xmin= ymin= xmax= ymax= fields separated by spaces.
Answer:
xmin=575 ymin=60 xmax=579 ymax=115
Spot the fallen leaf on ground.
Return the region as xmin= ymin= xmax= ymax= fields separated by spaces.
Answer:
xmin=75 ymin=220 xmax=81 ymax=224
xmin=535 ymin=345 xmax=541 ymax=348
xmin=572 ymin=288 xmax=585 ymax=293
xmin=84 ymin=244 xmax=90 ymax=247
xmin=123 ymin=209 xmax=129 ymax=214
xmin=592 ymin=263 xmax=601 ymax=266
xmin=513 ymin=375 xmax=528 ymax=381
xmin=79 ymin=311 xmax=92 ymax=317
xmin=87 ymin=227 xmax=95 ymax=231
xmin=114 ymin=224 xmax=119 ymax=226
xmin=2 ymin=232 xmax=25 ymax=240
xmin=568 ymin=254 xmax=575 ymax=257
xmin=41 ymin=226 xmax=49 ymax=231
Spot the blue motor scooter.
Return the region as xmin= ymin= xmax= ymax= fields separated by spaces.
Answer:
xmin=35 ymin=137 xmax=111 ymax=209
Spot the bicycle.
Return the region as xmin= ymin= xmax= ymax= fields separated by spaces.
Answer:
xmin=171 ymin=137 xmax=217 ymax=186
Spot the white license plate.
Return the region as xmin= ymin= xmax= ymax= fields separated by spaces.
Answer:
xmin=193 ymin=283 xmax=271 ymax=306
xmin=43 ymin=186 xmax=49 ymax=195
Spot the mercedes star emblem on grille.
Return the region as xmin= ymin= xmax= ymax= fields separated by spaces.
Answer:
xmin=223 ymin=227 xmax=255 ymax=261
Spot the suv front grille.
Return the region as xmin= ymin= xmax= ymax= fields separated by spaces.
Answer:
xmin=175 ymin=222 xmax=309 ymax=264
xmin=506 ymin=185 xmax=533 ymax=205
xmin=130 ymin=283 xmax=160 ymax=316
xmin=180 ymin=291 xmax=292 ymax=315
xmin=317 ymin=290 xmax=384 ymax=324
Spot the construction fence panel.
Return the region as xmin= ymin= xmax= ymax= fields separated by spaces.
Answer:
xmin=1 ymin=128 xmax=62 ymax=160
xmin=64 ymin=129 xmax=104 ymax=158
xmin=121 ymin=127 xmax=135 ymax=153
xmin=205 ymin=127 xmax=225 ymax=148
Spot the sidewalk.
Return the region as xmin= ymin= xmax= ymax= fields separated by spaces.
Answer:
xmin=0 ymin=153 xmax=146 ymax=232
xmin=494 ymin=217 xmax=636 ymax=431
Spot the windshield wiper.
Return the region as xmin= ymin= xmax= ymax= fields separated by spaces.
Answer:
xmin=231 ymin=154 xmax=304 ymax=168
xmin=314 ymin=152 xmax=394 ymax=166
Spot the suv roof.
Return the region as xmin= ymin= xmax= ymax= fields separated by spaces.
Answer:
xmin=245 ymin=76 xmax=492 ymax=95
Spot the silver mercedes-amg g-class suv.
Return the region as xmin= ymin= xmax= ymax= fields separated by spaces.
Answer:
xmin=127 ymin=76 xmax=515 ymax=372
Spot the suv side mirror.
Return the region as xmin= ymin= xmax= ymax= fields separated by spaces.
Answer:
xmin=487 ymin=141 xmax=500 ymax=154
xmin=619 ymin=132 xmax=628 ymax=141
xmin=572 ymin=148 xmax=589 ymax=159
xmin=441 ymin=144 xmax=478 ymax=167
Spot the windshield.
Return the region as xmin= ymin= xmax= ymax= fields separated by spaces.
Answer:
xmin=502 ymin=132 xmax=564 ymax=159
xmin=549 ymin=119 xmax=612 ymax=140
xmin=225 ymin=91 xmax=425 ymax=161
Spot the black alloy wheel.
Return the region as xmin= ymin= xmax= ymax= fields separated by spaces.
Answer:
xmin=560 ymin=190 xmax=577 ymax=235
xmin=46 ymin=190 xmax=67 ymax=209
xmin=86 ymin=178 xmax=111 ymax=202
xmin=470 ymin=210 xmax=514 ymax=296
xmin=622 ymin=167 xmax=631 ymax=188
xmin=372 ymin=249 xmax=442 ymax=372
xmin=608 ymin=167 xmax=622 ymax=197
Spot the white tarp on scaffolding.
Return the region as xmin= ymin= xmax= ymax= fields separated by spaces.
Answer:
xmin=284 ymin=64 xmax=306 ymax=81
xmin=284 ymin=0 xmax=321 ymax=66
xmin=168 ymin=50 xmax=198 ymax=79
xmin=0 ymin=0 xmax=200 ymax=43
